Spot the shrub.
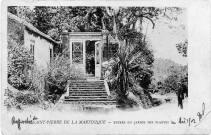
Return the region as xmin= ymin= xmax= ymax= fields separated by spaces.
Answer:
xmin=157 ymin=65 xmax=188 ymax=95
xmin=5 ymin=86 xmax=40 ymax=110
xmin=28 ymin=65 xmax=47 ymax=101
xmin=44 ymin=54 xmax=86 ymax=103
xmin=7 ymin=36 xmax=34 ymax=90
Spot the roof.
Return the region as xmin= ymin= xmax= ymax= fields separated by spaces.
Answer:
xmin=7 ymin=12 xmax=58 ymax=45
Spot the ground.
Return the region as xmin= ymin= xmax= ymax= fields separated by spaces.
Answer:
xmin=151 ymin=93 xmax=188 ymax=111
xmin=7 ymin=92 xmax=188 ymax=113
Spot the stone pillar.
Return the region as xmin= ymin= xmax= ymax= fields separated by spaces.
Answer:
xmin=101 ymin=30 xmax=109 ymax=79
xmin=102 ymin=30 xmax=108 ymax=50
xmin=61 ymin=30 xmax=70 ymax=58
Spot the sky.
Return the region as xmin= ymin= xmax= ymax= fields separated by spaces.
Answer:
xmin=143 ymin=9 xmax=188 ymax=65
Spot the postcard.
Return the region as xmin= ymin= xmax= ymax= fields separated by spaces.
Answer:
xmin=1 ymin=0 xmax=211 ymax=134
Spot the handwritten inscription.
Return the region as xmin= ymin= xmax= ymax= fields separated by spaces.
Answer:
xmin=177 ymin=102 xmax=211 ymax=127
xmin=195 ymin=102 xmax=211 ymax=127
xmin=11 ymin=115 xmax=38 ymax=130
xmin=178 ymin=117 xmax=196 ymax=126
xmin=197 ymin=102 xmax=205 ymax=122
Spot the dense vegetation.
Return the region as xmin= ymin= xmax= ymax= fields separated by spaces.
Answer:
xmin=6 ymin=37 xmax=85 ymax=110
xmin=7 ymin=6 xmax=187 ymax=110
xmin=108 ymin=33 xmax=154 ymax=108
xmin=152 ymin=58 xmax=188 ymax=95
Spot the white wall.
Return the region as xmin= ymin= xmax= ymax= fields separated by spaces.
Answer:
xmin=24 ymin=29 xmax=53 ymax=68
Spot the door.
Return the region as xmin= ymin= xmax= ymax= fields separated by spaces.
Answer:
xmin=95 ymin=41 xmax=101 ymax=78
xmin=70 ymin=41 xmax=86 ymax=74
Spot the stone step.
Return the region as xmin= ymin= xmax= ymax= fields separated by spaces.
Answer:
xmin=69 ymin=88 xmax=105 ymax=91
xmin=70 ymin=81 xmax=104 ymax=82
xmin=70 ymin=83 xmax=104 ymax=85
xmin=69 ymin=86 xmax=104 ymax=88
xmin=69 ymin=93 xmax=108 ymax=96
xmin=69 ymin=84 xmax=105 ymax=87
xmin=69 ymin=91 xmax=107 ymax=94
xmin=64 ymin=98 xmax=115 ymax=101
xmin=69 ymin=84 xmax=104 ymax=86
xmin=70 ymin=81 xmax=104 ymax=83
xmin=69 ymin=93 xmax=107 ymax=96
xmin=69 ymin=90 xmax=107 ymax=93
xmin=69 ymin=82 xmax=104 ymax=85
xmin=69 ymin=90 xmax=106 ymax=92
xmin=70 ymin=82 xmax=104 ymax=83
xmin=64 ymin=80 xmax=116 ymax=106
xmin=63 ymin=100 xmax=116 ymax=105
xmin=70 ymin=80 xmax=103 ymax=81
xmin=69 ymin=87 xmax=105 ymax=89
xmin=69 ymin=93 xmax=107 ymax=95
xmin=70 ymin=84 xmax=104 ymax=85
xmin=66 ymin=96 xmax=108 ymax=99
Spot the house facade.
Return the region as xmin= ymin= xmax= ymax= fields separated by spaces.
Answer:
xmin=61 ymin=31 xmax=118 ymax=79
xmin=7 ymin=12 xmax=58 ymax=68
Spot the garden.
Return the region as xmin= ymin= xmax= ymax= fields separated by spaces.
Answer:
xmin=6 ymin=6 xmax=188 ymax=112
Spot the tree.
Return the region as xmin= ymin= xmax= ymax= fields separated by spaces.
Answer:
xmin=8 ymin=6 xmax=183 ymax=42
xmin=32 ymin=7 xmax=54 ymax=35
xmin=176 ymin=39 xmax=188 ymax=57
xmin=8 ymin=6 xmax=34 ymax=23
xmin=160 ymin=65 xmax=188 ymax=94
xmin=108 ymin=31 xmax=154 ymax=108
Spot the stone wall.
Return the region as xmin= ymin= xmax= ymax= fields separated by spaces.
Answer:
xmin=61 ymin=33 xmax=70 ymax=58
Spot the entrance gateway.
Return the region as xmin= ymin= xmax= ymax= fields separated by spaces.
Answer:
xmin=61 ymin=31 xmax=108 ymax=79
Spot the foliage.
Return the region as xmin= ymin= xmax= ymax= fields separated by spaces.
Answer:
xmin=44 ymin=54 xmax=86 ymax=103
xmin=28 ymin=65 xmax=47 ymax=97
xmin=176 ymin=39 xmax=188 ymax=57
xmin=7 ymin=36 xmax=86 ymax=106
xmin=8 ymin=6 xmax=34 ymax=24
xmin=108 ymin=38 xmax=153 ymax=108
xmin=157 ymin=65 xmax=188 ymax=95
xmin=7 ymin=6 xmax=185 ymax=108
xmin=48 ymin=54 xmax=86 ymax=81
xmin=8 ymin=6 xmax=184 ymax=41
xmin=5 ymin=87 xmax=40 ymax=110
xmin=7 ymin=36 xmax=34 ymax=90
xmin=152 ymin=58 xmax=181 ymax=83
xmin=32 ymin=7 xmax=54 ymax=34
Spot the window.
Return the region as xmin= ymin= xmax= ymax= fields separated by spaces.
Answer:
xmin=30 ymin=39 xmax=35 ymax=61
xmin=72 ymin=42 xmax=83 ymax=64
xmin=50 ymin=48 xmax=53 ymax=61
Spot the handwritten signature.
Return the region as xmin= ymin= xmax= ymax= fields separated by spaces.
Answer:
xmin=178 ymin=102 xmax=211 ymax=127
xmin=11 ymin=115 xmax=38 ymax=130
xmin=195 ymin=102 xmax=211 ymax=127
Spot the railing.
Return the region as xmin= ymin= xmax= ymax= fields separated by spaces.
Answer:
xmin=104 ymin=79 xmax=110 ymax=96
xmin=59 ymin=80 xmax=70 ymax=103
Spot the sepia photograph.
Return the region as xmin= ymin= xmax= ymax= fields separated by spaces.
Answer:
xmin=1 ymin=0 xmax=210 ymax=134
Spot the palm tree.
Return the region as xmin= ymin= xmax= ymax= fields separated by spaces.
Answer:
xmin=109 ymin=40 xmax=153 ymax=108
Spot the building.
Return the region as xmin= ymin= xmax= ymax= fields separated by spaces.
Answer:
xmin=61 ymin=31 xmax=118 ymax=79
xmin=7 ymin=12 xmax=58 ymax=68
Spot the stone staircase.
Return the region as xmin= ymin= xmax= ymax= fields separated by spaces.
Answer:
xmin=64 ymin=80 xmax=116 ymax=105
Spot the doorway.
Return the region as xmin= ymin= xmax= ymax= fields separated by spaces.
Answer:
xmin=86 ymin=41 xmax=95 ymax=77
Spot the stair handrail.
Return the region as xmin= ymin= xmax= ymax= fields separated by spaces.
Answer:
xmin=63 ymin=80 xmax=70 ymax=98
xmin=58 ymin=80 xmax=70 ymax=103
xmin=104 ymin=79 xmax=111 ymax=96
